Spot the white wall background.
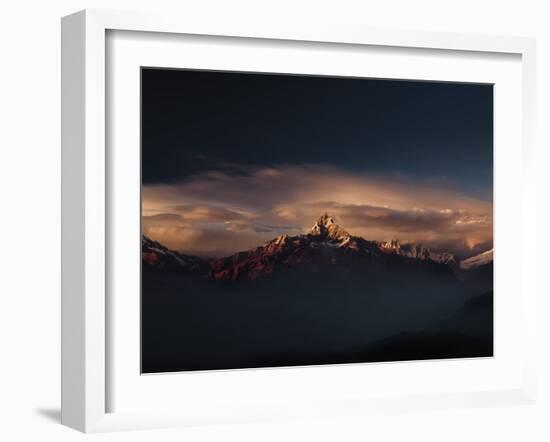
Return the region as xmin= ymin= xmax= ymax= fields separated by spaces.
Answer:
xmin=0 ymin=1 xmax=548 ymax=440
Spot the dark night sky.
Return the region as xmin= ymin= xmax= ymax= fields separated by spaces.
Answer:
xmin=142 ymin=68 xmax=493 ymax=198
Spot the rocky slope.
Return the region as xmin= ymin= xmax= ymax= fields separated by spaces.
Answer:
xmin=142 ymin=235 xmax=206 ymax=271
xmin=459 ymin=248 xmax=494 ymax=270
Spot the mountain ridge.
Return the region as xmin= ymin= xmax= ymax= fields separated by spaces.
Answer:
xmin=143 ymin=214 xmax=491 ymax=281
xmin=459 ymin=248 xmax=494 ymax=270
xmin=142 ymin=235 xmax=206 ymax=271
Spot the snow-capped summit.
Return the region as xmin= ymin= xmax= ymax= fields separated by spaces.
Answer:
xmin=310 ymin=213 xmax=351 ymax=242
xmin=459 ymin=248 xmax=493 ymax=270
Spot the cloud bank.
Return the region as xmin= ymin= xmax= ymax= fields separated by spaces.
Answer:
xmin=142 ymin=165 xmax=492 ymax=258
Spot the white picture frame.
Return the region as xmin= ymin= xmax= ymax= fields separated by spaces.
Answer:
xmin=61 ymin=9 xmax=537 ymax=433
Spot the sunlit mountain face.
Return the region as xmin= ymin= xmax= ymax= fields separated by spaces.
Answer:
xmin=140 ymin=68 xmax=493 ymax=373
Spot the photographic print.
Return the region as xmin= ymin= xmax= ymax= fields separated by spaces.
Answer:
xmin=141 ymin=68 xmax=493 ymax=373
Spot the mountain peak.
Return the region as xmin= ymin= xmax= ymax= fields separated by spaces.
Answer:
xmin=310 ymin=213 xmax=350 ymax=241
xmin=315 ymin=213 xmax=337 ymax=228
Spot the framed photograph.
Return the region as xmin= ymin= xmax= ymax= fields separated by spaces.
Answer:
xmin=140 ymin=68 xmax=495 ymax=373
xmin=61 ymin=9 xmax=537 ymax=432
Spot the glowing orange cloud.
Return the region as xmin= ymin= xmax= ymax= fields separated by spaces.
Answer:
xmin=142 ymin=165 xmax=492 ymax=258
